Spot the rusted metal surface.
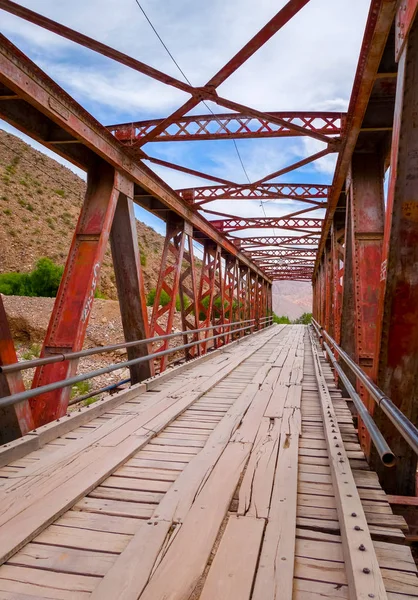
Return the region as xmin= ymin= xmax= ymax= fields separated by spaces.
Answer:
xmin=395 ymin=0 xmax=418 ymax=60
xmin=149 ymin=216 xmax=188 ymax=372
xmin=314 ymin=0 xmax=398 ymax=276
xmin=211 ymin=216 xmax=323 ymax=233
xmin=347 ymin=153 xmax=385 ymax=457
xmin=373 ymin=18 xmax=418 ymax=495
xmin=177 ymin=183 xmax=329 ymax=205
xmin=110 ymin=190 xmax=154 ymax=383
xmin=30 ymin=162 xmax=120 ymax=425
xmin=108 ymin=112 xmax=344 ymax=143
xmin=0 ymin=296 xmax=34 ymax=442
xmin=0 ymin=34 xmax=270 ymax=284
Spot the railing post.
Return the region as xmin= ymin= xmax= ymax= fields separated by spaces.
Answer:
xmin=0 ymin=296 xmax=35 ymax=441
xmin=110 ymin=180 xmax=154 ymax=383
xmin=373 ymin=14 xmax=418 ymax=494
xmin=30 ymin=160 xmax=120 ymax=426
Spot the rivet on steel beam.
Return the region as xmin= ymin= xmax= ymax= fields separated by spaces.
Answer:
xmin=354 ymin=526 xmax=362 ymax=531
xmin=363 ymin=568 xmax=370 ymax=574
xmin=335 ymin=443 xmax=339 ymax=447
xmin=351 ymin=512 xmax=357 ymax=517
xmin=359 ymin=544 xmax=366 ymax=551
xmin=337 ymin=452 xmax=342 ymax=456
xmin=334 ymin=436 xmax=337 ymax=439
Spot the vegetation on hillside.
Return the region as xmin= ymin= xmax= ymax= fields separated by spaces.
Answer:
xmin=273 ymin=312 xmax=312 ymax=325
xmin=0 ymin=257 xmax=104 ymax=298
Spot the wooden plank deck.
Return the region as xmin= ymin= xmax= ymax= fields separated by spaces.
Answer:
xmin=0 ymin=324 xmax=416 ymax=599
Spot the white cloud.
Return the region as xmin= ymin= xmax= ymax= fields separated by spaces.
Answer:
xmin=0 ymin=0 xmax=370 ymax=251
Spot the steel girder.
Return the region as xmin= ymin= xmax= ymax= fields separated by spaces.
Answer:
xmin=371 ymin=14 xmax=418 ymax=495
xmin=0 ymin=34 xmax=270 ymax=285
xmin=236 ymin=236 xmax=320 ymax=248
xmin=177 ymin=183 xmax=330 ymax=205
xmin=0 ymin=296 xmax=34 ymax=441
xmin=314 ymin=0 xmax=398 ymax=275
xmin=211 ymin=217 xmax=323 ymax=233
xmin=108 ymin=111 xmax=344 ymax=143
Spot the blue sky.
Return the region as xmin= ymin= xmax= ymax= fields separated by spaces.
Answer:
xmin=0 ymin=0 xmax=371 ymax=238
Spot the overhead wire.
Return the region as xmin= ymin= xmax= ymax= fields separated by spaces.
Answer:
xmin=133 ymin=0 xmax=252 ymax=186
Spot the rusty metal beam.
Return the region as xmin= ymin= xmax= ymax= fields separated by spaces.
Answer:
xmin=210 ymin=216 xmax=323 ymax=233
xmin=177 ymin=183 xmax=330 ymax=204
xmin=0 ymin=33 xmax=270 ymax=284
xmin=373 ymin=14 xmax=418 ymax=495
xmin=108 ymin=111 xmax=345 ymax=143
xmin=314 ymin=0 xmax=397 ymax=276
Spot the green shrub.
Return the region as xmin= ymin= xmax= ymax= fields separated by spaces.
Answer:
xmin=293 ymin=312 xmax=312 ymax=325
xmin=272 ymin=313 xmax=291 ymax=324
xmin=146 ymin=288 xmax=170 ymax=307
xmin=175 ymin=294 xmax=190 ymax=311
xmin=0 ymin=258 xmax=64 ymax=298
xmin=54 ymin=189 xmax=66 ymax=197
xmin=3 ymin=208 xmax=11 ymax=216
xmin=140 ymin=253 xmax=147 ymax=267
xmin=30 ymin=258 xmax=64 ymax=297
xmin=22 ymin=343 xmax=41 ymax=360
xmin=71 ymin=380 xmax=90 ymax=399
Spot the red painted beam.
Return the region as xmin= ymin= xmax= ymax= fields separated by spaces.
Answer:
xmin=236 ymin=235 xmax=320 ymax=247
xmin=210 ymin=217 xmax=323 ymax=233
xmin=177 ymin=183 xmax=330 ymax=203
xmin=314 ymin=0 xmax=397 ymax=276
xmin=108 ymin=112 xmax=345 ymax=143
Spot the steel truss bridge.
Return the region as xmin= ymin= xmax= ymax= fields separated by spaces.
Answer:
xmin=1 ymin=1 xmax=418 ymax=598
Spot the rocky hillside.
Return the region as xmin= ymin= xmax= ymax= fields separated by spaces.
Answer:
xmin=0 ymin=129 xmax=165 ymax=298
xmin=272 ymin=280 xmax=312 ymax=319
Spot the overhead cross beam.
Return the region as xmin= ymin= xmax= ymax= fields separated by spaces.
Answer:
xmin=210 ymin=216 xmax=323 ymax=233
xmin=108 ymin=111 xmax=345 ymax=143
xmin=176 ymin=183 xmax=330 ymax=205
xmin=235 ymin=235 xmax=320 ymax=247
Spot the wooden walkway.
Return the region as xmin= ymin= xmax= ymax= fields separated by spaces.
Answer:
xmin=0 ymin=325 xmax=416 ymax=599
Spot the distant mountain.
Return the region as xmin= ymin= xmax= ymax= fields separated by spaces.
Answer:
xmin=272 ymin=280 xmax=312 ymax=320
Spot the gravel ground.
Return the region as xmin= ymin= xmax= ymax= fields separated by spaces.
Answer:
xmin=3 ymin=294 xmax=185 ymax=404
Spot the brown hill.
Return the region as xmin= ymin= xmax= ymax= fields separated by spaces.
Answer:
xmin=272 ymin=280 xmax=312 ymax=320
xmin=0 ymin=128 xmax=165 ymax=297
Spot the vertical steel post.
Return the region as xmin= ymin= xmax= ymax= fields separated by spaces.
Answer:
xmin=373 ymin=17 xmax=418 ymax=494
xmin=178 ymin=224 xmax=200 ymax=359
xmin=0 ymin=296 xmax=35 ymax=441
xmin=110 ymin=182 xmax=153 ymax=383
xmin=149 ymin=215 xmax=186 ymax=372
xmin=30 ymin=161 xmax=120 ymax=426
xmin=348 ymin=153 xmax=385 ymax=456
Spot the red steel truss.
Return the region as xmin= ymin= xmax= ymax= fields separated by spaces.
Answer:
xmin=3 ymin=0 xmax=414 ymax=485
xmin=108 ymin=111 xmax=344 ymax=143
xmin=210 ymin=217 xmax=323 ymax=233
xmin=177 ymin=183 xmax=330 ymax=204
xmin=236 ymin=236 xmax=320 ymax=248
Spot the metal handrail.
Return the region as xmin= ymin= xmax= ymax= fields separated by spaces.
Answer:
xmin=0 ymin=320 xmax=273 ymax=409
xmin=1 ymin=318 xmax=270 ymax=375
xmin=322 ymin=340 xmax=395 ymax=466
xmin=312 ymin=318 xmax=418 ymax=457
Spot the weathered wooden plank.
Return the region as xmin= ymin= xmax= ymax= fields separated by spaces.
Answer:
xmin=199 ymin=516 xmax=265 ymax=600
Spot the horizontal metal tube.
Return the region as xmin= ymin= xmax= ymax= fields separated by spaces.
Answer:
xmin=323 ymin=341 xmax=395 ymax=467
xmin=312 ymin=318 xmax=418 ymax=457
xmin=1 ymin=318 xmax=263 ymax=375
xmin=68 ymin=378 xmax=131 ymax=407
xmin=0 ymin=323 xmax=266 ymax=409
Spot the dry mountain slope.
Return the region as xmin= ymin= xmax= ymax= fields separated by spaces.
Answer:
xmin=0 ymin=129 xmax=165 ymax=298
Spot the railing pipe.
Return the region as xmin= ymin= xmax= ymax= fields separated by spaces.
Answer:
xmin=312 ymin=318 xmax=418 ymax=457
xmin=1 ymin=318 xmax=263 ymax=375
xmin=322 ymin=340 xmax=395 ymax=467
xmin=0 ymin=322 xmax=267 ymax=409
